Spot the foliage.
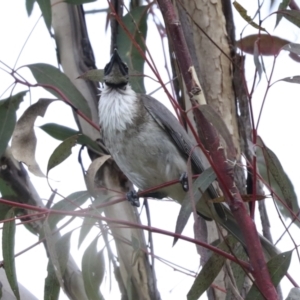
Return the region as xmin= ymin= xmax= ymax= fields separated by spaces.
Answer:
xmin=0 ymin=0 xmax=299 ymax=299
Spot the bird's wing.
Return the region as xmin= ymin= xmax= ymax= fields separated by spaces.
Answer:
xmin=141 ymin=94 xmax=206 ymax=174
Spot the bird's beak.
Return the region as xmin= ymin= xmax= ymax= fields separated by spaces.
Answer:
xmin=105 ymin=49 xmax=128 ymax=77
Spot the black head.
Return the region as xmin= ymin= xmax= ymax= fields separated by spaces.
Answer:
xmin=104 ymin=49 xmax=129 ymax=88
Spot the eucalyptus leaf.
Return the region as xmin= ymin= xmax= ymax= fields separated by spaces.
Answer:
xmin=117 ymin=5 xmax=149 ymax=93
xmin=275 ymin=0 xmax=291 ymax=27
xmin=187 ymin=236 xmax=237 ymax=300
xmin=82 ymin=237 xmax=105 ymax=300
xmin=0 ymin=91 xmax=27 ymax=158
xmin=78 ymin=217 xmax=97 ymax=248
xmin=246 ymin=250 xmax=292 ymax=299
xmin=12 ymin=98 xmax=55 ymax=177
xmin=2 ymin=208 xmax=20 ymax=300
xmin=174 ymin=167 xmax=216 ymax=245
xmin=26 ymin=0 xmax=35 ymax=16
xmin=78 ymin=69 xmax=104 ymax=82
xmin=233 ymin=1 xmax=266 ymax=31
xmin=47 ymin=135 xmax=78 ymax=175
xmin=48 ymin=191 xmax=90 ymax=229
xmin=36 ymin=0 xmax=51 ymax=30
xmin=27 ymin=63 xmax=91 ymax=118
xmin=257 ymin=136 xmax=299 ymax=225
xmin=40 ymin=123 xmax=102 ymax=155
xmin=44 ymin=259 xmax=60 ymax=300
xmin=278 ymin=10 xmax=300 ymax=28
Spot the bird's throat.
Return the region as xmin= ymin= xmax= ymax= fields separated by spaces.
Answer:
xmin=99 ymin=85 xmax=138 ymax=134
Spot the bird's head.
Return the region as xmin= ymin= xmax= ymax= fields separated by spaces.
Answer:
xmin=104 ymin=49 xmax=129 ymax=88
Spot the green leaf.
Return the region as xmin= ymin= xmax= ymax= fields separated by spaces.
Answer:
xmin=82 ymin=237 xmax=105 ymax=300
xmin=40 ymin=123 xmax=102 ymax=154
xmin=64 ymin=0 xmax=96 ymax=3
xmin=43 ymin=232 xmax=72 ymax=299
xmin=44 ymin=259 xmax=60 ymax=300
xmin=276 ymin=0 xmax=291 ymax=27
xmin=47 ymin=135 xmax=78 ymax=175
xmin=36 ymin=0 xmax=52 ymax=30
xmin=48 ymin=191 xmax=90 ymax=229
xmin=27 ymin=64 xmax=91 ymax=118
xmin=174 ymin=167 xmax=216 ymax=245
xmin=0 ymin=91 xmax=27 ymax=158
xmin=117 ymin=5 xmax=149 ymax=93
xmin=257 ymin=136 xmax=299 ymax=225
xmin=78 ymin=69 xmax=104 ymax=82
xmin=281 ymin=42 xmax=300 ymax=55
xmin=78 ymin=216 xmax=97 ymax=248
xmin=26 ymin=0 xmax=36 ymax=16
xmin=246 ymin=250 xmax=292 ymax=299
xmin=56 ymin=231 xmax=72 ymax=276
xmin=2 ymin=209 xmax=20 ymax=300
xmin=279 ymin=75 xmax=300 ymax=84
xmin=277 ymin=10 xmax=300 ymax=28
xmin=187 ymin=236 xmax=237 ymax=300
xmin=233 ymin=1 xmax=266 ymax=31
xmin=43 ymin=221 xmax=65 ymax=290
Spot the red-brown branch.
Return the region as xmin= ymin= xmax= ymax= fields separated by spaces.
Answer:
xmin=156 ymin=0 xmax=278 ymax=298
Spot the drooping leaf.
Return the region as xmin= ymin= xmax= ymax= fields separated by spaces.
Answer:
xmin=40 ymin=123 xmax=102 ymax=155
xmin=253 ymin=39 xmax=262 ymax=82
xmin=286 ymin=288 xmax=300 ymax=300
xmin=187 ymin=235 xmax=237 ymax=300
xmin=12 ymin=98 xmax=55 ymax=177
xmin=278 ymin=75 xmax=300 ymax=84
xmin=78 ymin=69 xmax=104 ymax=82
xmin=36 ymin=0 xmax=52 ymax=30
xmin=26 ymin=0 xmax=36 ymax=16
xmin=65 ymin=0 xmax=96 ymax=3
xmin=47 ymin=135 xmax=78 ymax=175
xmin=236 ymin=34 xmax=290 ymax=56
xmin=256 ymin=136 xmax=299 ymax=225
xmin=233 ymin=1 xmax=266 ymax=31
xmin=78 ymin=216 xmax=97 ymax=248
xmin=281 ymin=42 xmax=300 ymax=55
xmin=199 ymin=105 xmax=236 ymax=158
xmin=227 ymin=243 xmax=248 ymax=299
xmin=246 ymin=250 xmax=292 ymax=299
xmin=2 ymin=209 xmax=20 ymax=300
xmin=48 ymin=191 xmax=90 ymax=229
xmin=0 ymin=91 xmax=27 ymax=158
xmin=43 ymin=221 xmax=65 ymax=290
xmin=275 ymin=0 xmax=291 ymax=27
xmin=174 ymin=167 xmax=216 ymax=245
xmin=82 ymin=237 xmax=105 ymax=300
xmin=44 ymin=259 xmax=60 ymax=300
xmin=55 ymin=231 xmax=72 ymax=276
xmin=277 ymin=10 xmax=300 ymax=28
xmin=85 ymin=156 xmax=111 ymax=196
xmin=117 ymin=5 xmax=149 ymax=93
xmin=27 ymin=64 xmax=91 ymax=118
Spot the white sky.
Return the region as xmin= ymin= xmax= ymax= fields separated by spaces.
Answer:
xmin=0 ymin=0 xmax=300 ymax=299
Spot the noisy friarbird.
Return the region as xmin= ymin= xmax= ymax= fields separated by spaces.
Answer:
xmin=98 ymin=48 xmax=226 ymax=219
xmin=98 ymin=49 xmax=279 ymax=257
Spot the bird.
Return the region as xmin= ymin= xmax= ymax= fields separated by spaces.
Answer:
xmin=99 ymin=49 xmax=211 ymax=209
xmin=98 ymin=49 xmax=279 ymax=255
xmin=98 ymin=48 xmax=226 ymax=219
